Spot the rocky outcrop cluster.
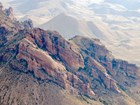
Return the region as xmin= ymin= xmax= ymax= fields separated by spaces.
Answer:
xmin=1 ymin=27 xmax=139 ymax=98
xmin=0 ymin=2 xmax=139 ymax=99
xmin=0 ymin=2 xmax=3 ymax=10
xmin=22 ymin=19 xmax=33 ymax=29
xmin=4 ymin=7 xmax=15 ymax=20
xmin=5 ymin=29 xmax=94 ymax=98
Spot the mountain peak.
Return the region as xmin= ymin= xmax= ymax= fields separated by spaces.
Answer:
xmin=4 ymin=7 xmax=15 ymax=20
xmin=0 ymin=2 xmax=3 ymax=10
xmin=22 ymin=19 xmax=33 ymax=29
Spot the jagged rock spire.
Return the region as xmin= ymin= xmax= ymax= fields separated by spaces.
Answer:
xmin=5 ymin=7 xmax=15 ymax=20
xmin=0 ymin=2 xmax=3 ymax=10
xmin=23 ymin=19 xmax=33 ymax=29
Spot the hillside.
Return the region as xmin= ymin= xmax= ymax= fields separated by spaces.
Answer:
xmin=0 ymin=2 xmax=140 ymax=105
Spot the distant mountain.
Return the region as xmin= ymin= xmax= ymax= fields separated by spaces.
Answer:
xmin=40 ymin=13 xmax=117 ymax=41
xmin=0 ymin=3 xmax=140 ymax=105
xmin=40 ymin=13 xmax=94 ymax=39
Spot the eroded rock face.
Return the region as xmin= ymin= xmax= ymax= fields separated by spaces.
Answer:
xmin=0 ymin=4 xmax=33 ymax=38
xmin=24 ymin=28 xmax=85 ymax=71
xmin=0 ymin=2 xmax=3 ymax=10
xmin=0 ymin=27 xmax=139 ymax=98
xmin=1 ymin=28 xmax=93 ymax=98
xmin=70 ymin=36 xmax=140 ymax=93
xmin=0 ymin=3 xmax=139 ymax=101
xmin=4 ymin=7 xmax=15 ymax=20
xmin=85 ymin=57 xmax=120 ymax=93
xmin=22 ymin=19 xmax=33 ymax=29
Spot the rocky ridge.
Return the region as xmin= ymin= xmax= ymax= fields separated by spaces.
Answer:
xmin=0 ymin=3 xmax=140 ymax=105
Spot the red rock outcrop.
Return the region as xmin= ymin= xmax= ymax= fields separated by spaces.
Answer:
xmin=0 ymin=4 xmax=139 ymax=100
xmin=24 ymin=28 xmax=85 ymax=71
xmin=3 ymin=29 xmax=94 ymax=98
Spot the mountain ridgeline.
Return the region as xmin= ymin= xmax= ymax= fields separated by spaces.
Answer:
xmin=0 ymin=3 xmax=140 ymax=105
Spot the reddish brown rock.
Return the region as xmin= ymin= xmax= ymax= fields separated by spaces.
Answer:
xmin=0 ymin=3 xmax=140 ymax=105
xmin=24 ymin=28 xmax=85 ymax=71
xmin=11 ymin=32 xmax=94 ymax=98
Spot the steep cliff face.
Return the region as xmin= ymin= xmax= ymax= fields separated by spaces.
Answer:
xmin=0 ymin=3 xmax=140 ymax=105
xmin=4 ymin=7 xmax=15 ymax=20
xmin=0 ymin=28 xmax=95 ymax=98
xmin=1 ymin=27 xmax=139 ymax=100
xmin=70 ymin=36 xmax=140 ymax=92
